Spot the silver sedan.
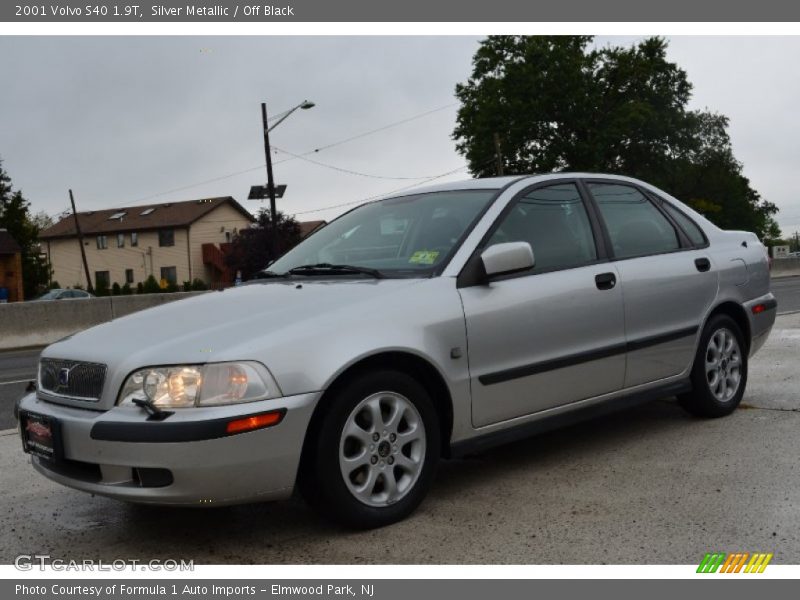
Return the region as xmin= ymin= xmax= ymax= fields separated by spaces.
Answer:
xmin=18 ymin=173 xmax=776 ymax=528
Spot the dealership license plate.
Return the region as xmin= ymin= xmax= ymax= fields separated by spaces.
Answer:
xmin=20 ymin=412 xmax=62 ymax=462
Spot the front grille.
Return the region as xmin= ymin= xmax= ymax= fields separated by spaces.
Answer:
xmin=39 ymin=358 xmax=107 ymax=401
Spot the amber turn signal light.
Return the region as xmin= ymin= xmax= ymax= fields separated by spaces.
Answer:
xmin=225 ymin=410 xmax=285 ymax=435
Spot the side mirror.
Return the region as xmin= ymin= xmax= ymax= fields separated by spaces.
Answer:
xmin=480 ymin=242 xmax=535 ymax=278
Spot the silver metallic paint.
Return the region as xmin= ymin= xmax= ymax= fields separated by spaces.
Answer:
xmin=19 ymin=173 xmax=776 ymax=506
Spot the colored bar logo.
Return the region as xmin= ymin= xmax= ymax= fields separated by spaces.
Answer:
xmin=697 ymin=552 xmax=773 ymax=573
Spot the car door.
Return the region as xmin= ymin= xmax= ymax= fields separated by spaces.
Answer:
xmin=459 ymin=181 xmax=627 ymax=428
xmin=585 ymin=181 xmax=718 ymax=387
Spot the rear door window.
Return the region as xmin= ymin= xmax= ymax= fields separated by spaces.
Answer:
xmin=588 ymin=183 xmax=680 ymax=259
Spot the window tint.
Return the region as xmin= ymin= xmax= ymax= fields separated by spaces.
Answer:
xmin=486 ymin=183 xmax=597 ymax=272
xmin=661 ymin=201 xmax=706 ymax=247
xmin=589 ymin=183 xmax=680 ymax=259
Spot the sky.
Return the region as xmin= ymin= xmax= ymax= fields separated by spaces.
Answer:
xmin=1 ymin=35 xmax=799 ymax=237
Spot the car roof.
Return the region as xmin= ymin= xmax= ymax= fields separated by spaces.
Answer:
xmin=404 ymin=172 xmax=652 ymax=196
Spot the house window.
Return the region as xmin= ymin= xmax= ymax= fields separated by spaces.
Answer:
xmin=225 ymin=231 xmax=232 ymax=243
xmin=125 ymin=269 xmax=134 ymax=285
xmin=159 ymin=230 xmax=175 ymax=247
xmin=160 ymin=266 xmax=177 ymax=285
xmin=117 ymin=233 xmax=125 ymax=248
xmin=96 ymin=235 xmax=108 ymax=250
xmin=131 ymin=232 xmax=138 ymax=247
xmin=95 ymin=271 xmax=110 ymax=289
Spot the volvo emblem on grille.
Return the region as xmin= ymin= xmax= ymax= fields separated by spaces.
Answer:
xmin=57 ymin=367 xmax=71 ymax=388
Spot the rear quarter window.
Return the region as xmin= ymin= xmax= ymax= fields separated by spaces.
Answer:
xmin=660 ymin=201 xmax=707 ymax=247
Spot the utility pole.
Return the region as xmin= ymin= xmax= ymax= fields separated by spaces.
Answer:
xmin=261 ymin=102 xmax=279 ymax=260
xmin=69 ymin=189 xmax=94 ymax=294
xmin=493 ymin=132 xmax=504 ymax=177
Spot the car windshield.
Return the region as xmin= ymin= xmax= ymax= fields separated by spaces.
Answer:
xmin=269 ymin=189 xmax=497 ymax=276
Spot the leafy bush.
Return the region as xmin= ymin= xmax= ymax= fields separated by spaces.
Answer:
xmin=142 ymin=275 xmax=161 ymax=294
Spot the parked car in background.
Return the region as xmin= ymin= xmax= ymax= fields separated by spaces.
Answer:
xmin=17 ymin=173 xmax=776 ymax=528
xmin=31 ymin=289 xmax=94 ymax=301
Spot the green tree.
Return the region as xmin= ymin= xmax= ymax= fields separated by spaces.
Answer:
xmin=453 ymin=36 xmax=779 ymax=239
xmin=0 ymin=159 xmax=51 ymax=298
xmin=224 ymin=209 xmax=302 ymax=281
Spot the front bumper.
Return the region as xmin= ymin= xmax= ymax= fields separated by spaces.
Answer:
xmin=17 ymin=391 xmax=319 ymax=506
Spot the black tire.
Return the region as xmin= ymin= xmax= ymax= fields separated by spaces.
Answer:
xmin=299 ymin=369 xmax=440 ymax=529
xmin=678 ymin=314 xmax=748 ymax=418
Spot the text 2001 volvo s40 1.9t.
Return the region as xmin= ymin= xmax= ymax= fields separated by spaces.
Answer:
xmin=18 ymin=173 xmax=776 ymax=528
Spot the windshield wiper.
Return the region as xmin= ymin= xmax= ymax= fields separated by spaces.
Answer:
xmin=287 ymin=263 xmax=384 ymax=279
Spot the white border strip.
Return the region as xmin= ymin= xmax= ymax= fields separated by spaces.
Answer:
xmin=1 ymin=564 xmax=797 ymax=579
xmin=3 ymin=22 xmax=800 ymax=35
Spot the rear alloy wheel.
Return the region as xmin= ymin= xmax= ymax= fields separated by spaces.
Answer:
xmin=679 ymin=314 xmax=747 ymax=418
xmin=300 ymin=370 xmax=440 ymax=528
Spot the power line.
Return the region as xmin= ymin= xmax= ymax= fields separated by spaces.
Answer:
xmin=289 ymin=163 xmax=476 ymax=217
xmin=279 ymin=103 xmax=458 ymax=160
xmin=115 ymin=102 xmax=459 ymax=209
xmin=272 ymin=146 xmax=454 ymax=181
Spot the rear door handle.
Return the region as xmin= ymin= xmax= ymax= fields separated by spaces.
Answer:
xmin=595 ymin=272 xmax=616 ymax=290
xmin=695 ymin=258 xmax=711 ymax=272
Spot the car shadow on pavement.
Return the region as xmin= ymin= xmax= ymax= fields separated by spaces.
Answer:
xmin=110 ymin=398 xmax=695 ymax=557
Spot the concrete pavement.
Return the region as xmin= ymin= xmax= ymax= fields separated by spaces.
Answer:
xmin=0 ymin=313 xmax=798 ymax=564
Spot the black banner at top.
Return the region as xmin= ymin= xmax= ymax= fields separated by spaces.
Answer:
xmin=3 ymin=0 xmax=800 ymax=22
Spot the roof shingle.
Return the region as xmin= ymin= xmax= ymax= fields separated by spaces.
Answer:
xmin=39 ymin=197 xmax=255 ymax=240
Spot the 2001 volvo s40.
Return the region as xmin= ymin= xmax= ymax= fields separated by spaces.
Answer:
xmin=18 ymin=173 xmax=776 ymax=528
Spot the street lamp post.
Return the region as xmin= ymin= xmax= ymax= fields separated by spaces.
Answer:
xmin=260 ymin=100 xmax=315 ymax=259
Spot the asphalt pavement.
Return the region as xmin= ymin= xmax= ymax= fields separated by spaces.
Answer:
xmin=0 ymin=311 xmax=798 ymax=564
xmin=771 ymin=275 xmax=800 ymax=313
xmin=0 ymin=347 xmax=40 ymax=430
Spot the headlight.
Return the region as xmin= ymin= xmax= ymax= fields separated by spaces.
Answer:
xmin=118 ymin=362 xmax=280 ymax=408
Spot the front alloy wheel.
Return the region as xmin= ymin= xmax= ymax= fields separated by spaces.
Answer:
xmin=339 ymin=392 xmax=426 ymax=507
xmin=300 ymin=370 xmax=440 ymax=528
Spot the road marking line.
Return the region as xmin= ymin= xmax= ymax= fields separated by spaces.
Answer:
xmin=0 ymin=379 xmax=34 ymax=386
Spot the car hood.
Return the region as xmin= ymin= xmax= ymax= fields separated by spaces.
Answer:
xmin=43 ymin=278 xmax=425 ymax=369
